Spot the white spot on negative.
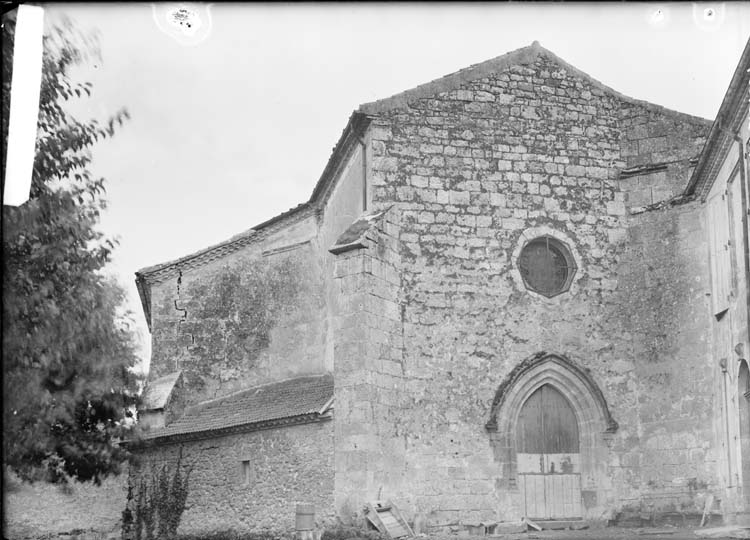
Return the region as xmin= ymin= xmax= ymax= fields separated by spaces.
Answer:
xmin=151 ymin=3 xmax=213 ymax=46
xmin=4 ymin=5 xmax=44 ymax=207
xmin=692 ymin=3 xmax=725 ymax=32
xmin=646 ymin=5 xmax=670 ymax=28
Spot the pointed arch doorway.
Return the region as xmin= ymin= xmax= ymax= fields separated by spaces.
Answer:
xmin=486 ymin=353 xmax=618 ymax=521
xmin=517 ymin=384 xmax=582 ymax=519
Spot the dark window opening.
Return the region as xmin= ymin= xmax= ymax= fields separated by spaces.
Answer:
xmin=241 ymin=459 xmax=254 ymax=485
xmin=518 ymin=236 xmax=576 ymax=297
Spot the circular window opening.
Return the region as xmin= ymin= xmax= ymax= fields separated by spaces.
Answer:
xmin=517 ymin=236 xmax=577 ymax=297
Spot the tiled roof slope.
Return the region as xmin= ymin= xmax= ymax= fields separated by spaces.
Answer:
xmin=135 ymin=202 xmax=313 ymax=283
xmin=138 ymin=374 xmax=333 ymax=443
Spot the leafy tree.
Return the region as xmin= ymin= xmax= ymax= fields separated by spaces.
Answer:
xmin=2 ymin=11 xmax=140 ymax=484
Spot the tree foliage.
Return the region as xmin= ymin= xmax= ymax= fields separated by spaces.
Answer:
xmin=2 ymin=11 xmax=140 ymax=484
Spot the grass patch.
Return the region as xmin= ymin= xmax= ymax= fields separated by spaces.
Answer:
xmin=177 ymin=533 xmax=293 ymax=540
xmin=175 ymin=525 xmax=387 ymax=540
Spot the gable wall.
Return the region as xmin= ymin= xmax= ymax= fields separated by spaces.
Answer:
xmin=357 ymin=53 xmax=714 ymax=526
xmin=145 ymin=137 xmax=366 ymax=411
xmin=147 ymin=215 xmax=326 ymax=407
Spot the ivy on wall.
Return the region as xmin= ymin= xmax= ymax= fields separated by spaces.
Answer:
xmin=123 ymin=447 xmax=194 ymax=540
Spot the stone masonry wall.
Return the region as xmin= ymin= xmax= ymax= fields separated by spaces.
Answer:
xmin=148 ymin=230 xmax=327 ymax=408
xmin=706 ymin=111 xmax=750 ymax=520
xmin=619 ymin=106 xmax=709 ymax=208
xmin=360 ymin=50 xmax=713 ymax=526
xmin=127 ymin=421 xmax=335 ymax=536
xmin=145 ymin=138 xmax=365 ymax=412
xmin=332 ymin=209 xmax=406 ymax=522
xmin=610 ymin=203 xmax=716 ymax=518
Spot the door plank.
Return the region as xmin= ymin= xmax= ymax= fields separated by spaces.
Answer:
xmin=542 ymin=385 xmax=580 ymax=454
xmin=517 ymin=386 xmax=545 ymax=453
xmin=516 ymin=385 xmax=583 ymax=520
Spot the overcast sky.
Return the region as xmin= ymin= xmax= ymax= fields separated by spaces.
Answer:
xmin=44 ymin=2 xmax=750 ymax=372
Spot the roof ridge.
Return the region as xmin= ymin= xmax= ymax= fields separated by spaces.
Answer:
xmin=135 ymin=229 xmax=257 ymax=278
xmin=359 ymin=40 xmax=712 ymax=126
xmin=536 ymin=46 xmax=713 ymax=125
xmin=359 ymin=41 xmax=541 ymax=115
xmin=180 ymin=373 xmax=333 ymax=417
xmin=135 ymin=203 xmax=313 ymax=280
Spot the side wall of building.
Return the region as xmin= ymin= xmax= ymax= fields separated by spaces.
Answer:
xmin=353 ymin=52 xmax=714 ymax=527
xmin=147 ymin=216 xmax=325 ymax=406
xmin=126 ymin=421 xmax=335 ymax=536
xmin=705 ymin=109 xmax=750 ymax=521
xmin=132 ymin=122 xmax=366 ymax=536
xmin=144 ymin=143 xmax=365 ymax=410
xmin=611 ymin=203 xmax=715 ymax=518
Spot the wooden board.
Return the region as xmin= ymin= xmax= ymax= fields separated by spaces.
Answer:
xmin=365 ymin=500 xmax=414 ymax=539
xmin=517 ymin=384 xmax=582 ymax=520
xmin=517 ymin=385 xmax=579 ymax=454
xmin=707 ymin=191 xmax=731 ymax=315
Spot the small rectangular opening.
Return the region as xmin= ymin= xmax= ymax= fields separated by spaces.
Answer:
xmin=241 ymin=460 xmax=254 ymax=485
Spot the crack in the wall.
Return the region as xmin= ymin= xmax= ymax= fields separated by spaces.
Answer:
xmin=399 ymin=302 xmax=406 ymax=376
xmin=174 ymin=269 xmax=194 ymax=364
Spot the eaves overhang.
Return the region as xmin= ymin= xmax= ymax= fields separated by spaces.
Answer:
xmin=684 ymin=37 xmax=750 ymax=201
xmin=122 ymin=412 xmax=332 ymax=449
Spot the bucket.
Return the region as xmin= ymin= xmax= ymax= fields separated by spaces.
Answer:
xmin=295 ymin=503 xmax=315 ymax=531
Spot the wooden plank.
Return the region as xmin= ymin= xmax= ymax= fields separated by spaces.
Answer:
xmin=523 ymin=517 xmax=542 ymax=531
xmin=542 ymin=385 xmax=579 ymax=454
xmin=708 ymin=192 xmax=731 ymax=315
xmin=365 ymin=500 xmax=414 ymax=539
xmin=518 ymin=452 xmax=544 ymax=473
xmin=525 ymin=474 xmax=545 ymax=519
xmin=365 ymin=502 xmax=390 ymax=537
xmin=517 ymin=386 xmax=545 ymax=453
xmin=386 ymin=500 xmax=414 ymax=538
xmin=541 ymin=474 xmax=582 ymax=519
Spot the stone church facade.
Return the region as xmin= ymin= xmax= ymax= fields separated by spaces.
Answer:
xmin=125 ymin=41 xmax=750 ymax=534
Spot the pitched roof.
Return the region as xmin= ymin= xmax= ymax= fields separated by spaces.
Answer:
xmin=135 ymin=374 xmax=333 ymax=444
xmin=684 ymin=36 xmax=750 ymax=200
xmin=134 ymin=113 xmax=371 ymax=331
xmin=135 ymin=41 xmax=711 ymax=329
xmin=134 ymin=113 xmax=371 ymax=286
xmin=359 ymin=41 xmax=711 ymax=125
xmin=140 ymin=371 xmax=182 ymax=411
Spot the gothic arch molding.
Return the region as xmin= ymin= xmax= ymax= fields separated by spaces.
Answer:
xmin=486 ymin=352 xmax=618 ymax=434
xmin=486 ymin=352 xmax=617 ymax=515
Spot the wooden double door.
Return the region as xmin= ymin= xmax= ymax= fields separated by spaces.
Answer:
xmin=516 ymin=384 xmax=582 ymax=520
